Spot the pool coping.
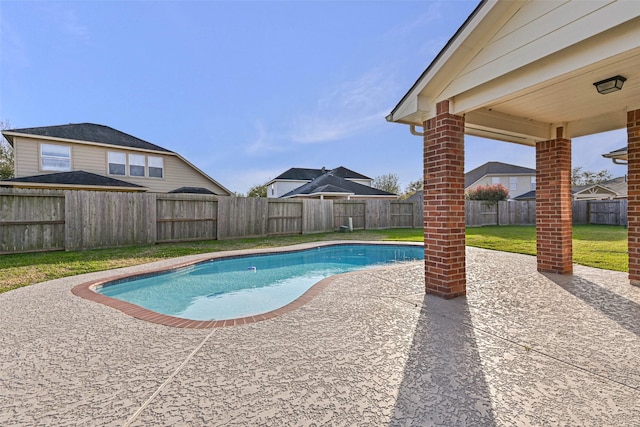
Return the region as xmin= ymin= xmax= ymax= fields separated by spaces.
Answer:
xmin=71 ymin=240 xmax=423 ymax=329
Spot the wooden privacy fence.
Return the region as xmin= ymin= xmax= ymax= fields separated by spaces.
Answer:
xmin=0 ymin=188 xmax=65 ymax=253
xmin=0 ymin=189 xmax=422 ymax=254
xmin=3 ymin=188 xmax=628 ymax=254
xmin=572 ymin=199 xmax=628 ymax=225
xmin=465 ymin=199 xmax=627 ymax=226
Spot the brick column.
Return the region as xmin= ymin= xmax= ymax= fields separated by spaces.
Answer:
xmin=423 ymin=100 xmax=466 ymax=299
xmin=627 ymin=109 xmax=640 ymax=285
xmin=536 ymin=129 xmax=572 ymax=274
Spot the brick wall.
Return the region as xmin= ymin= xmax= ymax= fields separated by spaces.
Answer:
xmin=627 ymin=110 xmax=640 ymax=284
xmin=536 ymin=132 xmax=573 ymax=274
xmin=423 ymin=100 xmax=466 ymax=298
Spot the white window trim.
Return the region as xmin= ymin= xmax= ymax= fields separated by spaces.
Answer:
xmin=128 ymin=153 xmax=146 ymax=177
xmin=107 ymin=151 xmax=126 ymax=176
xmin=40 ymin=143 xmax=71 ymax=172
xmin=509 ymin=177 xmax=518 ymax=191
xmin=147 ymin=156 xmax=164 ymax=179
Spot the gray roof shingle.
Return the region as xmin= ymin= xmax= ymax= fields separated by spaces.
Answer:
xmin=0 ymin=170 xmax=145 ymax=189
xmin=274 ymin=166 xmax=370 ymax=181
xmin=3 ymin=123 xmax=172 ymax=153
xmin=281 ymin=172 xmax=395 ymax=198
xmin=465 ymin=162 xmax=536 ymax=187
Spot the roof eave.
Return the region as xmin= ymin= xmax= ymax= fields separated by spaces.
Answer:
xmin=386 ymin=0 xmax=490 ymax=125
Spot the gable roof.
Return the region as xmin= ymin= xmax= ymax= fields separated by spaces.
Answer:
xmin=465 ymin=162 xmax=536 ymax=188
xmin=2 ymin=123 xmax=172 ymax=153
xmin=602 ymin=146 xmax=628 ymax=163
xmin=0 ymin=170 xmax=146 ymax=191
xmin=387 ymin=1 xmax=640 ymax=143
xmin=513 ymin=176 xmax=628 ymax=200
xmin=281 ymin=173 xmax=395 ymax=199
xmin=271 ymin=166 xmax=370 ymax=182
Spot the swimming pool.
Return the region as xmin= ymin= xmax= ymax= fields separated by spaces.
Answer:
xmin=95 ymin=243 xmax=423 ymax=322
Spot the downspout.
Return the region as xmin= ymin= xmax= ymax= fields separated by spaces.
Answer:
xmin=410 ymin=125 xmax=425 ymax=137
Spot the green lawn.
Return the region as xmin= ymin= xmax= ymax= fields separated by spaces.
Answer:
xmin=0 ymin=225 xmax=628 ymax=294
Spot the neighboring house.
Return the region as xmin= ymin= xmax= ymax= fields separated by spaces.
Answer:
xmin=465 ymin=162 xmax=536 ymax=199
xmin=266 ymin=166 xmax=397 ymax=200
xmin=514 ymin=176 xmax=628 ymax=201
xmin=0 ymin=123 xmax=231 ymax=194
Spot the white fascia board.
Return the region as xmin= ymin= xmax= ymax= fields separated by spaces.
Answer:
xmin=388 ymin=0 xmax=509 ymax=125
xmin=173 ymin=153 xmax=232 ymax=196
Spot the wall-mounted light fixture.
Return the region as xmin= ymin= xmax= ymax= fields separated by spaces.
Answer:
xmin=593 ymin=75 xmax=627 ymax=94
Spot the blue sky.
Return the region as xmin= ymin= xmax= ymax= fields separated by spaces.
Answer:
xmin=0 ymin=0 xmax=627 ymax=194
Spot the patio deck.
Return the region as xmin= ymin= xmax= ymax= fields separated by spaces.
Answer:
xmin=1 ymin=245 xmax=639 ymax=426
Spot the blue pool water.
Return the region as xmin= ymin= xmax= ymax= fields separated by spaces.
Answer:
xmin=98 ymin=244 xmax=423 ymax=321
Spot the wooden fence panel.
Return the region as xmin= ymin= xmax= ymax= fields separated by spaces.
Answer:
xmin=366 ymin=200 xmax=391 ymax=229
xmin=217 ymin=196 xmax=268 ymax=239
xmin=333 ymin=201 xmax=366 ymax=230
xmin=466 ymin=200 xmax=498 ymax=226
xmin=65 ymin=191 xmax=156 ymax=250
xmin=498 ymin=200 xmax=536 ymax=225
xmin=268 ymin=200 xmax=303 ymax=235
xmin=0 ymin=188 xmax=65 ymax=253
xmin=588 ymin=200 xmax=622 ymax=225
xmin=302 ymin=199 xmax=334 ymax=234
xmin=619 ymin=199 xmax=628 ymax=226
xmin=390 ymin=202 xmax=415 ymax=228
xmin=572 ymin=200 xmax=589 ymax=224
xmin=156 ymin=194 xmax=218 ymax=242
xmin=413 ymin=201 xmax=423 ymax=228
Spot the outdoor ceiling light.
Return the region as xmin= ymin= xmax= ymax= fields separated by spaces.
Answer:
xmin=593 ymin=75 xmax=627 ymax=94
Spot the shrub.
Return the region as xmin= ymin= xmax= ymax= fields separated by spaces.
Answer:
xmin=465 ymin=184 xmax=509 ymax=202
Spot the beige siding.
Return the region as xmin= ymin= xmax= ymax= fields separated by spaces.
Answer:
xmin=14 ymin=137 xmax=44 ymax=177
xmin=12 ymin=137 xmax=228 ymax=194
xmin=448 ymin=0 xmax=636 ymax=99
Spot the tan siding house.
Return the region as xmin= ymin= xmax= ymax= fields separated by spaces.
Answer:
xmin=2 ymin=123 xmax=231 ymax=195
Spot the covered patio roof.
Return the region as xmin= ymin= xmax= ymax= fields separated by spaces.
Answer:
xmin=387 ymin=0 xmax=640 ymax=144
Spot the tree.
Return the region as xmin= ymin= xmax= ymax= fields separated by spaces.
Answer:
xmin=0 ymin=120 xmax=14 ymax=179
xmin=465 ymin=184 xmax=509 ymax=202
xmin=247 ymin=183 xmax=267 ymax=198
xmin=571 ymin=167 xmax=612 ymax=186
xmin=372 ymin=173 xmax=400 ymax=194
xmin=402 ymin=178 xmax=423 ymax=199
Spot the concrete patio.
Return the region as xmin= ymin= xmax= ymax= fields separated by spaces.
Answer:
xmin=1 ymin=245 xmax=639 ymax=426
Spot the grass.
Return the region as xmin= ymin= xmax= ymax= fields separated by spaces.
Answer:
xmin=0 ymin=225 xmax=628 ymax=294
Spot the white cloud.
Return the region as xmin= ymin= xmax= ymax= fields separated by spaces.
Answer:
xmin=40 ymin=3 xmax=90 ymax=41
xmin=289 ymin=69 xmax=396 ymax=144
xmin=244 ymin=120 xmax=288 ymax=155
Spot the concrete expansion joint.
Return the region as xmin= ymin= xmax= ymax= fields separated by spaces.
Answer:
xmin=122 ymin=328 xmax=218 ymax=426
xmin=463 ymin=320 xmax=640 ymax=393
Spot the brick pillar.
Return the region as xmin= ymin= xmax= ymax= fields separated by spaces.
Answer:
xmin=627 ymin=109 xmax=640 ymax=285
xmin=423 ymin=100 xmax=466 ymax=299
xmin=536 ymin=129 xmax=572 ymax=274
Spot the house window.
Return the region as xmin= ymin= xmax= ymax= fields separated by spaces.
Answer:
xmin=108 ymin=152 xmax=126 ymax=175
xmin=129 ymin=154 xmax=145 ymax=177
xmin=148 ymin=156 xmax=163 ymax=178
xmin=41 ymin=144 xmax=71 ymax=171
xmin=491 ymin=177 xmax=500 ymax=185
xmin=531 ymin=176 xmax=536 ymax=190
xmin=509 ymin=177 xmax=518 ymax=191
